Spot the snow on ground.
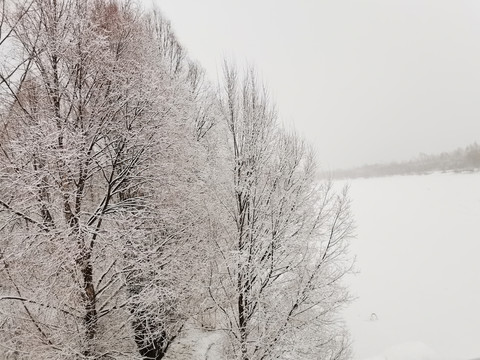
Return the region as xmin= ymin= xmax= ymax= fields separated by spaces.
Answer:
xmin=341 ymin=172 xmax=480 ymax=360
xmin=163 ymin=323 xmax=225 ymax=360
xmin=363 ymin=341 xmax=438 ymax=360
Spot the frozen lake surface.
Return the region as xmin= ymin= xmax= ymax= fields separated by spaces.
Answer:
xmin=342 ymin=172 xmax=480 ymax=360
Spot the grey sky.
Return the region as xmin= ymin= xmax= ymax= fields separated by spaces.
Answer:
xmin=153 ymin=0 xmax=480 ymax=169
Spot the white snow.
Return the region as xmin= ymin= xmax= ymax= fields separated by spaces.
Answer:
xmin=163 ymin=323 xmax=225 ymax=360
xmin=363 ymin=341 xmax=438 ymax=360
xmin=341 ymin=172 xmax=480 ymax=360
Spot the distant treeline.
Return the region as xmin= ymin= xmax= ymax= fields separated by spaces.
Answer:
xmin=324 ymin=142 xmax=480 ymax=179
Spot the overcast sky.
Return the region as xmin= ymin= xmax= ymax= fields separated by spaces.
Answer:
xmin=150 ymin=0 xmax=480 ymax=169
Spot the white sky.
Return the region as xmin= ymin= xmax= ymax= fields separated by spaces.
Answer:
xmin=149 ymin=0 xmax=480 ymax=169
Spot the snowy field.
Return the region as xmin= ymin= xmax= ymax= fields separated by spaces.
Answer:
xmin=342 ymin=172 xmax=480 ymax=360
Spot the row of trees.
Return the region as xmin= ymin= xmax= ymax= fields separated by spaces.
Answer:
xmin=326 ymin=142 xmax=480 ymax=179
xmin=0 ymin=1 xmax=354 ymax=359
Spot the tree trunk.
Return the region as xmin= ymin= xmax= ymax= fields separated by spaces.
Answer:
xmin=82 ymin=252 xmax=98 ymax=357
xmin=130 ymin=306 xmax=175 ymax=360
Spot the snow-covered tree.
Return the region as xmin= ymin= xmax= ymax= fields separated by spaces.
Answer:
xmin=207 ymin=64 xmax=354 ymax=360
xmin=0 ymin=1 xmax=210 ymax=358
